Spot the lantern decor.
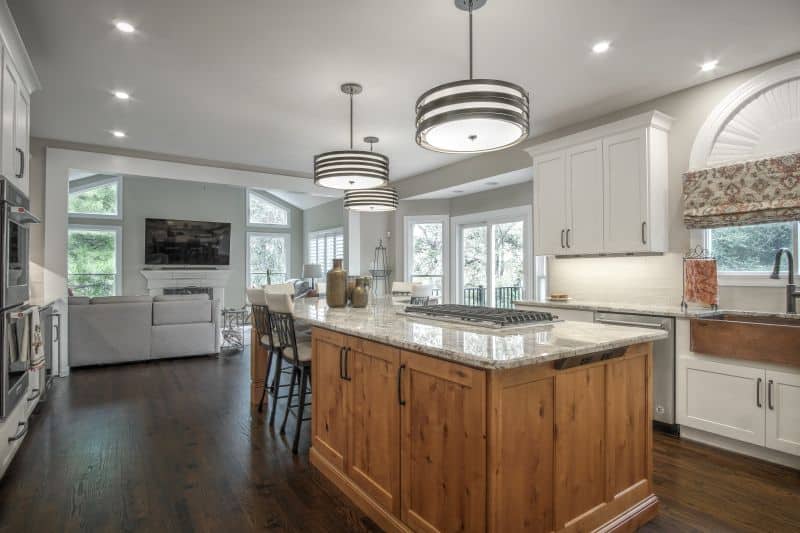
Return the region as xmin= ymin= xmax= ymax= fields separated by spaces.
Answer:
xmin=369 ymin=238 xmax=392 ymax=296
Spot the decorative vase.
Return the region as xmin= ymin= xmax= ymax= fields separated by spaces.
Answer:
xmin=351 ymin=277 xmax=369 ymax=308
xmin=326 ymin=258 xmax=347 ymax=307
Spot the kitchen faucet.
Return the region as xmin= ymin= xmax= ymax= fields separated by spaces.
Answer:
xmin=771 ymin=247 xmax=800 ymax=313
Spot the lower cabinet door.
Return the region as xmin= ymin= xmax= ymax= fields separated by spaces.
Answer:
xmin=347 ymin=340 xmax=401 ymax=514
xmin=766 ymin=370 xmax=800 ymax=456
xmin=311 ymin=331 xmax=349 ymax=471
xmin=679 ymin=357 xmax=765 ymax=446
xmin=400 ymin=351 xmax=486 ymax=533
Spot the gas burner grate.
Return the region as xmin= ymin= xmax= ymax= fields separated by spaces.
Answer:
xmin=403 ymin=304 xmax=556 ymax=327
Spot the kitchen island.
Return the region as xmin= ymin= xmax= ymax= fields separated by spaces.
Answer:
xmin=260 ymin=297 xmax=668 ymax=532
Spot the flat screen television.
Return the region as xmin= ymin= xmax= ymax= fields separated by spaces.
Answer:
xmin=145 ymin=218 xmax=231 ymax=266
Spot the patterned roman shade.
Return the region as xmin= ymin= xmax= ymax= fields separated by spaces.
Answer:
xmin=682 ymin=153 xmax=800 ymax=229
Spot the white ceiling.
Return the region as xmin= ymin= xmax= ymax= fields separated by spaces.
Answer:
xmin=408 ymin=167 xmax=533 ymax=199
xmin=10 ymin=0 xmax=800 ymax=182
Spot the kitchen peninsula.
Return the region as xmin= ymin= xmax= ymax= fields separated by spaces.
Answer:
xmin=276 ymin=297 xmax=668 ymax=532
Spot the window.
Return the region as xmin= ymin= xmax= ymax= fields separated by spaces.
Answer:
xmin=704 ymin=222 xmax=799 ymax=283
xmin=247 ymin=232 xmax=290 ymax=287
xmin=405 ymin=216 xmax=449 ymax=300
xmin=308 ymin=228 xmax=344 ymax=273
xmin=247 ymin=189 xmax=289 ymax=226
xmin=67 ymin=225 xmax=121 ymax=297
xmin=68 ymin=176 xmax=121 ymax=218
xmin=452 ymin=207 xmax=532 ymax=308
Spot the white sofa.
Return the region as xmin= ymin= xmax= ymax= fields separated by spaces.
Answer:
xmin=68 ymin=294 xmax=220 ymax=367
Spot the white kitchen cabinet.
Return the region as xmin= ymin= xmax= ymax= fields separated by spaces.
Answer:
xmin=766 ymin=370 xmax=800 ymax=456
xmin=529 ymin=111 xmax=671 ymax=256
xmin=678 ymin=356 xmax=765 ymax=446
xmin=533 ymin=152 xmax=568 ymax=255
xmin=0 ymin=392 xmax=28 ymax=478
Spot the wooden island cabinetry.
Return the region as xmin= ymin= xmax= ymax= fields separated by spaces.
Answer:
xmin=310 ymin=326 xmax=657 ymax=533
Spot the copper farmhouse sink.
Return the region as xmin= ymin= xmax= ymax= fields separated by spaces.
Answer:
xmin=690 ymin=313 xmax=800 ymax=367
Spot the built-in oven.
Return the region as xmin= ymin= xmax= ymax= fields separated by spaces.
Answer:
xmin=1 ymin=305 xmax=35 ymax=419
xmin=1 ymin=178 xmax=39 ymax=311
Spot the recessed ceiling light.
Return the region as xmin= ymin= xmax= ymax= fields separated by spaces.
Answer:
xmin=115 ymin=21 xmax=135 ymax=33
xmin=592 ymin=41 xmax=611 ymax=54
xmin=701 ymin=60 xmax=719 ymax=72
xmin=111 ymin=130 xmax=126 ymax=138
xmin=113 ymin=91 xmax=130 ymax=100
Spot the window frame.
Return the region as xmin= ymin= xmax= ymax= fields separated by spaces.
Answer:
xmin=404 ymin=215 xmax=450 ymax=303
xmin=694 ymin=224 xmax=800 ymax=287
xmin=246 ymin=231 xmax=291 ymax=287
xmin=67 ymin=223 xmax=123 ymax=296
xmin=67 ymin=175 xmax=123 ymax=220
xmin=307 ymin=227 xmax=345 ymax=273
xmin=246 ymin=188 xmax=290 ymax=228
xmin=450 ymin=206 xmax=533 ymax=306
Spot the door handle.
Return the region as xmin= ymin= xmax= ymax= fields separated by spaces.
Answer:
xmin=566 ymin=229 xmax=571 ymax=248
xmin=756 ymin=377 xmax=762 ymax=408
xmin=641 ymin=221 xmax=647 ymax=245
xmin=15 ymin=147 xmax=24 ymax=179
xmin=560 ymin=229 xmax=565 ymax=248
xmin=595 ymin=319 xmax=665 ymax=330
xmin=397 ymin=364 xmax=406 ymax=406
xmin=768 ymin=379 xmax=774 ymax=410
xmin=342 ymin=347 xmax=351 ymax=381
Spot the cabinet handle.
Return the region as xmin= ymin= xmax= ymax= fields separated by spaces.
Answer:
xmin=342 ymin=347 xmax=351 ymax=381
xmin=397 ymin=364 xmax=406 ymax=406
xmin=560 ymin=229 xmax=565 ymax=248
xmin=8 ymin=420 xmax=27 ymax=442
xmin=768 ymin=379 xmax=774 ymax=410
xmin=566 ymin=229 xmax=571 ymax=248
xmin=15 ymin=147 xmax=24 ymax=179
xmin=54 ymin=323 xmax=60 ymax=343
xmin=27 ymin=388 xmax=40 ymax=402
xmin=339 ymin=347 xmax=346 ymax=379
xmin=756 ymin=377 xmax=762 ymax=408
xmin=641 ymin=221 xmax=647 ymax=245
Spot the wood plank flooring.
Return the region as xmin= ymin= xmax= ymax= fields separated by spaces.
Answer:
xmin=0 ymin=348 xmax=797 ymax=532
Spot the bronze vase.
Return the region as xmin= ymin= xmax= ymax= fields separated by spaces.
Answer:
xmin=326 ymin=258 xmax=347 ymax=307
xmin=351 ymin=277 xmax=369 ymax=308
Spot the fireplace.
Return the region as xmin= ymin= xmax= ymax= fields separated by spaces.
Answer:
xmin=164 ymin=287 xmax=214 ymax=297
xmin=140 ymin=269 xmax=232 ymax=308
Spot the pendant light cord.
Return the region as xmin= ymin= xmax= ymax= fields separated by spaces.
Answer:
xmin=468 ymin=0 xmax=473 ymax=80
xmin=349 ymin=92 xmax=354 ymax=149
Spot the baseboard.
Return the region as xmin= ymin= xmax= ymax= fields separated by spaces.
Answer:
xmin=310 ymin=448 xmax=411 ymax=533
xmin=680 ymin=426 xmax=800 ymax=469
xmin=596 ymin=494 xmax=659 ymax=533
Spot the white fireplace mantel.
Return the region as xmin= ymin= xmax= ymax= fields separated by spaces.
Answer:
xmin=140 ymin=269 xmax=232 ymax=307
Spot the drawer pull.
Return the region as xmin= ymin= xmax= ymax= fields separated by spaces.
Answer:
xmin=756 ymin=378 xmax=762 ymax=408
xmin=8 ymin=420 xmax=27 ymax=442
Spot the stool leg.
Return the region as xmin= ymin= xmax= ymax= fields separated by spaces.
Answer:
xmin=292 ymin=366 xmax=309 ymax=454
xmin=280 ymin=366 xmax=298 ymax=435
xmin=268 ymin=356 xmax=283 ymax=427
xmin=258 ymin=350 xmax=274 ymax=413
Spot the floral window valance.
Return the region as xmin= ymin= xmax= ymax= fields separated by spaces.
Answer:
xmin=682 ymin=153 xmax=800 ymax=229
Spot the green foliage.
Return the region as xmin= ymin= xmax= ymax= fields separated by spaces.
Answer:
xmin=68 ymin=229 xmax=117 ymax=297
xmin=249 ymin=192 xmax=288 ymax=225
xmin=248 ymin=234 xmax=288 ymax=287
xmin=709 ymin=222 xmax=793 ymax=272
xmin=68 ymin=182 xmax=118 ymax=216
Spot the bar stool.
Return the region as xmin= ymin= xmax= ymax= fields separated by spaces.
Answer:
xmin=266 ymin=293 xmax=312 ymax=454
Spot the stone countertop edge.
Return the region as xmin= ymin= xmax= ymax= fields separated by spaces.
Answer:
xmin=294 ymin=298 xmax=668 ymax=371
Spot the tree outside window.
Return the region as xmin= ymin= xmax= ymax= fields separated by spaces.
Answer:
xmin=68 ymin=227 xmax=120 ymax=297
xmin=248 ymin=190 xmax=289 ymax=226
xmin=68 ymin=177 xmax=120 ymax=217
xmin=411 ymin=223 xmax=444 ymax=296
xmin=708 ymin=222 xmax=796 ymax=273
xmin=248 ymin=233 xmax=289 ymax=287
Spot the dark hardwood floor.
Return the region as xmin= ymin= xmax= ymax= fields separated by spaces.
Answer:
xmin=0 ymin=348 xmax=797 ymax=532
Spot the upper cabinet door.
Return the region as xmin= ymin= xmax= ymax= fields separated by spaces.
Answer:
xmin=603 ymin=129 xmax=649 ymax=253
xmin=566 ymin=141 xmax=604 ymax=254
xmin=533 ymin=152 xmax=568 ymax=256
xmin=766 ymin=370 xmax=800 ymax=456
xmin=14 ymin=82 xmax=29 ymax=196
xmin=1 ymin=54 xmax=18 ymax=182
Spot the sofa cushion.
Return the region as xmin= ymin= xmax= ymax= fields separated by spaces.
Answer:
xmin=153 ymin=294 xmax=210 ymax=302
xmin=153 ymin=299 xmax=213 ymax=325
xmin=151 ymin=322 xmax=216 ymax=358
xmin=91 ymin=295 xmax=153 ymax=305
xmin=68 ymin=296 xmax=91 ymax=305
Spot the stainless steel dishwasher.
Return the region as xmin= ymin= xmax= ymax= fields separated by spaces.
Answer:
xmin=594 ymin=311 xmax=677 ymax=433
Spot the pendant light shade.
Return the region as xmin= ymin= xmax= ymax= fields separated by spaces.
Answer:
xmin=415 ymin=0 xmax=530 ymax=153
xmin=315 ymin=83 xmax=390 ymax=190
xmin=344 ymin=187 xmax=398 ymax=212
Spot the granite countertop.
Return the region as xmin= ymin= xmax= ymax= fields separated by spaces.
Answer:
xmin=293 ymin=297 xmax=668 ymax=370
xmin=513 ymin=299 xmax=800 ymax=320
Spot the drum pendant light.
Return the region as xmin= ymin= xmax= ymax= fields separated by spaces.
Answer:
xmin=344 ymin=137 xmax=398 ymax=212
xmin=314 ymin=83 xmax=390 ymax=190
xmin=415 ymin=0 xmax=530 ymax=153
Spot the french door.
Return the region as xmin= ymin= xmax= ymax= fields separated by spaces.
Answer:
xmin=453 ymin=208 xmax=531 ymax=308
